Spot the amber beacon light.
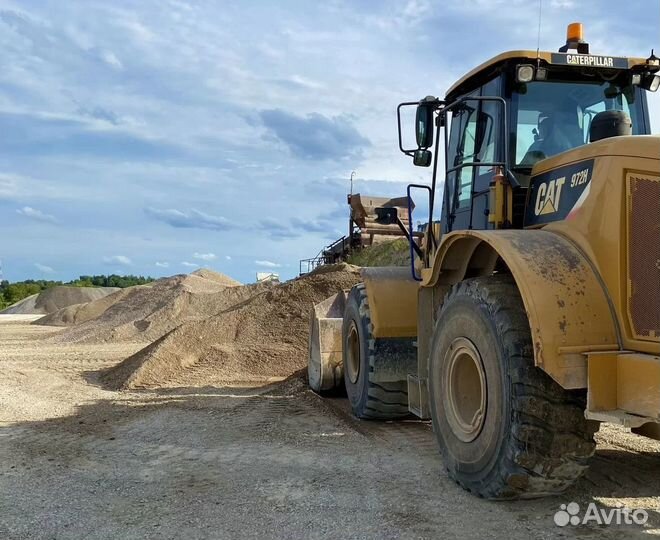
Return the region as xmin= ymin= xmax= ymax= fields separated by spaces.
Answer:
xmin=559 ymin=21 xmax=589 ymax=53
xmin=566 ymin=22 xmax=584 ymax=42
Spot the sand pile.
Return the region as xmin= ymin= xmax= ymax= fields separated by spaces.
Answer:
xmin=1 ymin=286 xmax=119 ymax=315
xmin=103 ymin=263 xmax=361 ymax=389
xmin=42 ymin=269 xmax=245 ymax=344
xmin=189 ymin=268 xmax=241 ymax=286
xmin=35 ymin=288 xmax=135 ymax=327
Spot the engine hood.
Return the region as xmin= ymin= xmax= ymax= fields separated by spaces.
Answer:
xmin=531 ymin=135 xmax=660 ymax=176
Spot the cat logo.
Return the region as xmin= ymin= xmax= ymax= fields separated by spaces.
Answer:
xmin=524 ymin=160 xmax=593 ymax=227
xmin=534 ymin=177 xmax=566 ymax=216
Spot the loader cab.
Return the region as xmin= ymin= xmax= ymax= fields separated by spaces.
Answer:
xmin=437 ymin=59 xmax=654 ymax=234
xmin=398 ymin=39 xmax=658 ymax=262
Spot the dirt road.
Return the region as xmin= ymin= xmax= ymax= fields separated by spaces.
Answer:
xmin=1 ymin=316 xmax=659 ymax=539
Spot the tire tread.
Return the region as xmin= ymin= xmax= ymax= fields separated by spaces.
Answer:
xmin=434 ymin=274 xmax=597 ymax=499
xmin=348 ymin=284 xmax=410 ymax=420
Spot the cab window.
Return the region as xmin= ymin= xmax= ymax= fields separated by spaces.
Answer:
xmin=450 ymin=87 xmax=499 ymax=210
xmin=513 ymin=80 xmax=642 ymax=166
xmin=446 ymin=101 xmax=477 ymax=211
xmin=457 ymin=106 xmax=478 ymax=208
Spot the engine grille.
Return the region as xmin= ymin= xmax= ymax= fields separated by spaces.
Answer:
xmin=628 ymin=173 xmax=660 ymax=341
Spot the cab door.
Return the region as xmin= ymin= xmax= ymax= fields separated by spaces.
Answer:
xmin=442 ymin=77 xmax=502 ymax=233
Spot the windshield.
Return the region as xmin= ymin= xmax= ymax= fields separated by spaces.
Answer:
xmin=513 ymin=80 xmax=644 ymax=166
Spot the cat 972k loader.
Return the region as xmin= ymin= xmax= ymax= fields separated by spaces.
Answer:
xmin=308 ymin=23 xmax=660 ymax=499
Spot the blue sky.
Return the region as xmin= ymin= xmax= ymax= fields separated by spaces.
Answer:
xmin=0 ymin=0 xmax=658 ymax=283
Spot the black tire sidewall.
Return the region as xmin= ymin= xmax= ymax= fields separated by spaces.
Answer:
xmin=430 ymin=291 xmax=510 ymax=484
xmin=343 ymin=287 xmax=370 ymax=415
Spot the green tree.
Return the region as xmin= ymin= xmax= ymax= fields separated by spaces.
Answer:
xmin=1 ymin=274 xmax=155 ymax=310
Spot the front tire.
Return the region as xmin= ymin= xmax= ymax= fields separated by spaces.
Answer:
xmin=342 ymin=284 xmax=415 ymax=420
xmin=430 ymin=275 xmax=597 ymax=499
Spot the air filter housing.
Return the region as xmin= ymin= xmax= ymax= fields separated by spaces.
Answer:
xmin=590 ymin=110 xmax=632 ymax=142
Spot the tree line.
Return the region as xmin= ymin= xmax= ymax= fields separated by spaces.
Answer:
xmin=0 ymin=275 xmax=155 ymax=310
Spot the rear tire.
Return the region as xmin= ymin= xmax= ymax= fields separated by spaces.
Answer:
xmin=430 ymin=275 xmax=598 ymax=499
xmin=342 ymin=284 xmax=415 ymax=420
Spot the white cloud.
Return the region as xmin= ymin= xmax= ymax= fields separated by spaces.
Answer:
xmin=155 ymin=261 xmax=169 ymax=268
xmin=103 ymin=255 xmax=132 ymax=266
xmin=0 ymin=0 xmax=656 ymax=287
xmin=100 ymin=50 xmax=123 ymax=70
xmin=16 ymin=206 xmax=58 ymax=224
xmin=255 ymin=260 xmax=281 ymax=268
xmin=181 ymin=261 xmax=198 ymax=267
xmin=145 ymin=207 xmax=233 ymax=231
xmin=225 ymin=255 xmax=232 ymax=260
xmin=288 ymin=75 xmax=324 ymax=90
xmin=193 ymin=252 xmax=217 ymax=261
xmin=550 ymin=0 xmax=574 ymax=7
xmin=0 ymin=175 xmax=18 ymax=199
xmin=402 ymin=0 xmax=432 ymax=20
xmin=34 ymin=263 xmax=54 ymax=273
xmin=0 ymin=172 xmax=89 ymax=202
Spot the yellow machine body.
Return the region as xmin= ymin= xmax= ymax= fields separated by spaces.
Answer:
xmin=318 ymin=37 xmax=660 ymax=438
xmin=360 ymin=135 xmax=660 ymax=429
xmin=361 ymin=267 xmax=419 ymax=339
xmin=308 ymin=29 xmax=660 ymax=499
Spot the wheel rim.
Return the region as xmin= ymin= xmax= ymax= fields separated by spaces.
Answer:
xmin=346 ymin=321 xmax=360 ymax=384
xmin=443 ymin=337 xmax=487 ymax=443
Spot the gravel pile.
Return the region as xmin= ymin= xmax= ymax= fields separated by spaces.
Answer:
xmin=42 ymin=269 xmax=245 ymax=344
xmin=1 ymin=286 xmax=119 ymax=315
xmin=103 ymin=264 xmax=361 ymax=389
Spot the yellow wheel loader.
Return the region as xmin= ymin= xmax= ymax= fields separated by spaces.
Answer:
xmin=308 ymin=23 xmax=660 ymax=499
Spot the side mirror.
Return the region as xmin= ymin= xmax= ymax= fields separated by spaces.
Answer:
xmin=413 ymin=149 xmax=432 ymax=167
xmin=642 ymin=73 xmax=660 ymax=92
xmin=415 ymin=101 xmax=435 ymax=148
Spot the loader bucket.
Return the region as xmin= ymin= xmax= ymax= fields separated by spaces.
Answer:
xmin=308 ymin=291 xmax=347 ymax=393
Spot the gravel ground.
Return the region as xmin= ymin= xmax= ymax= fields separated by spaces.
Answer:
xmin=1 ymin=317 xmax=660 ymax=539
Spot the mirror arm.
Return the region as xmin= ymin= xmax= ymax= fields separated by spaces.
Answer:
xmin=406 ymin=184 xmax=432 ymax=281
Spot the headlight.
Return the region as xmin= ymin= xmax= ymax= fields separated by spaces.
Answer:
xmin=516 ymin=64 xmax=535 ymax=83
